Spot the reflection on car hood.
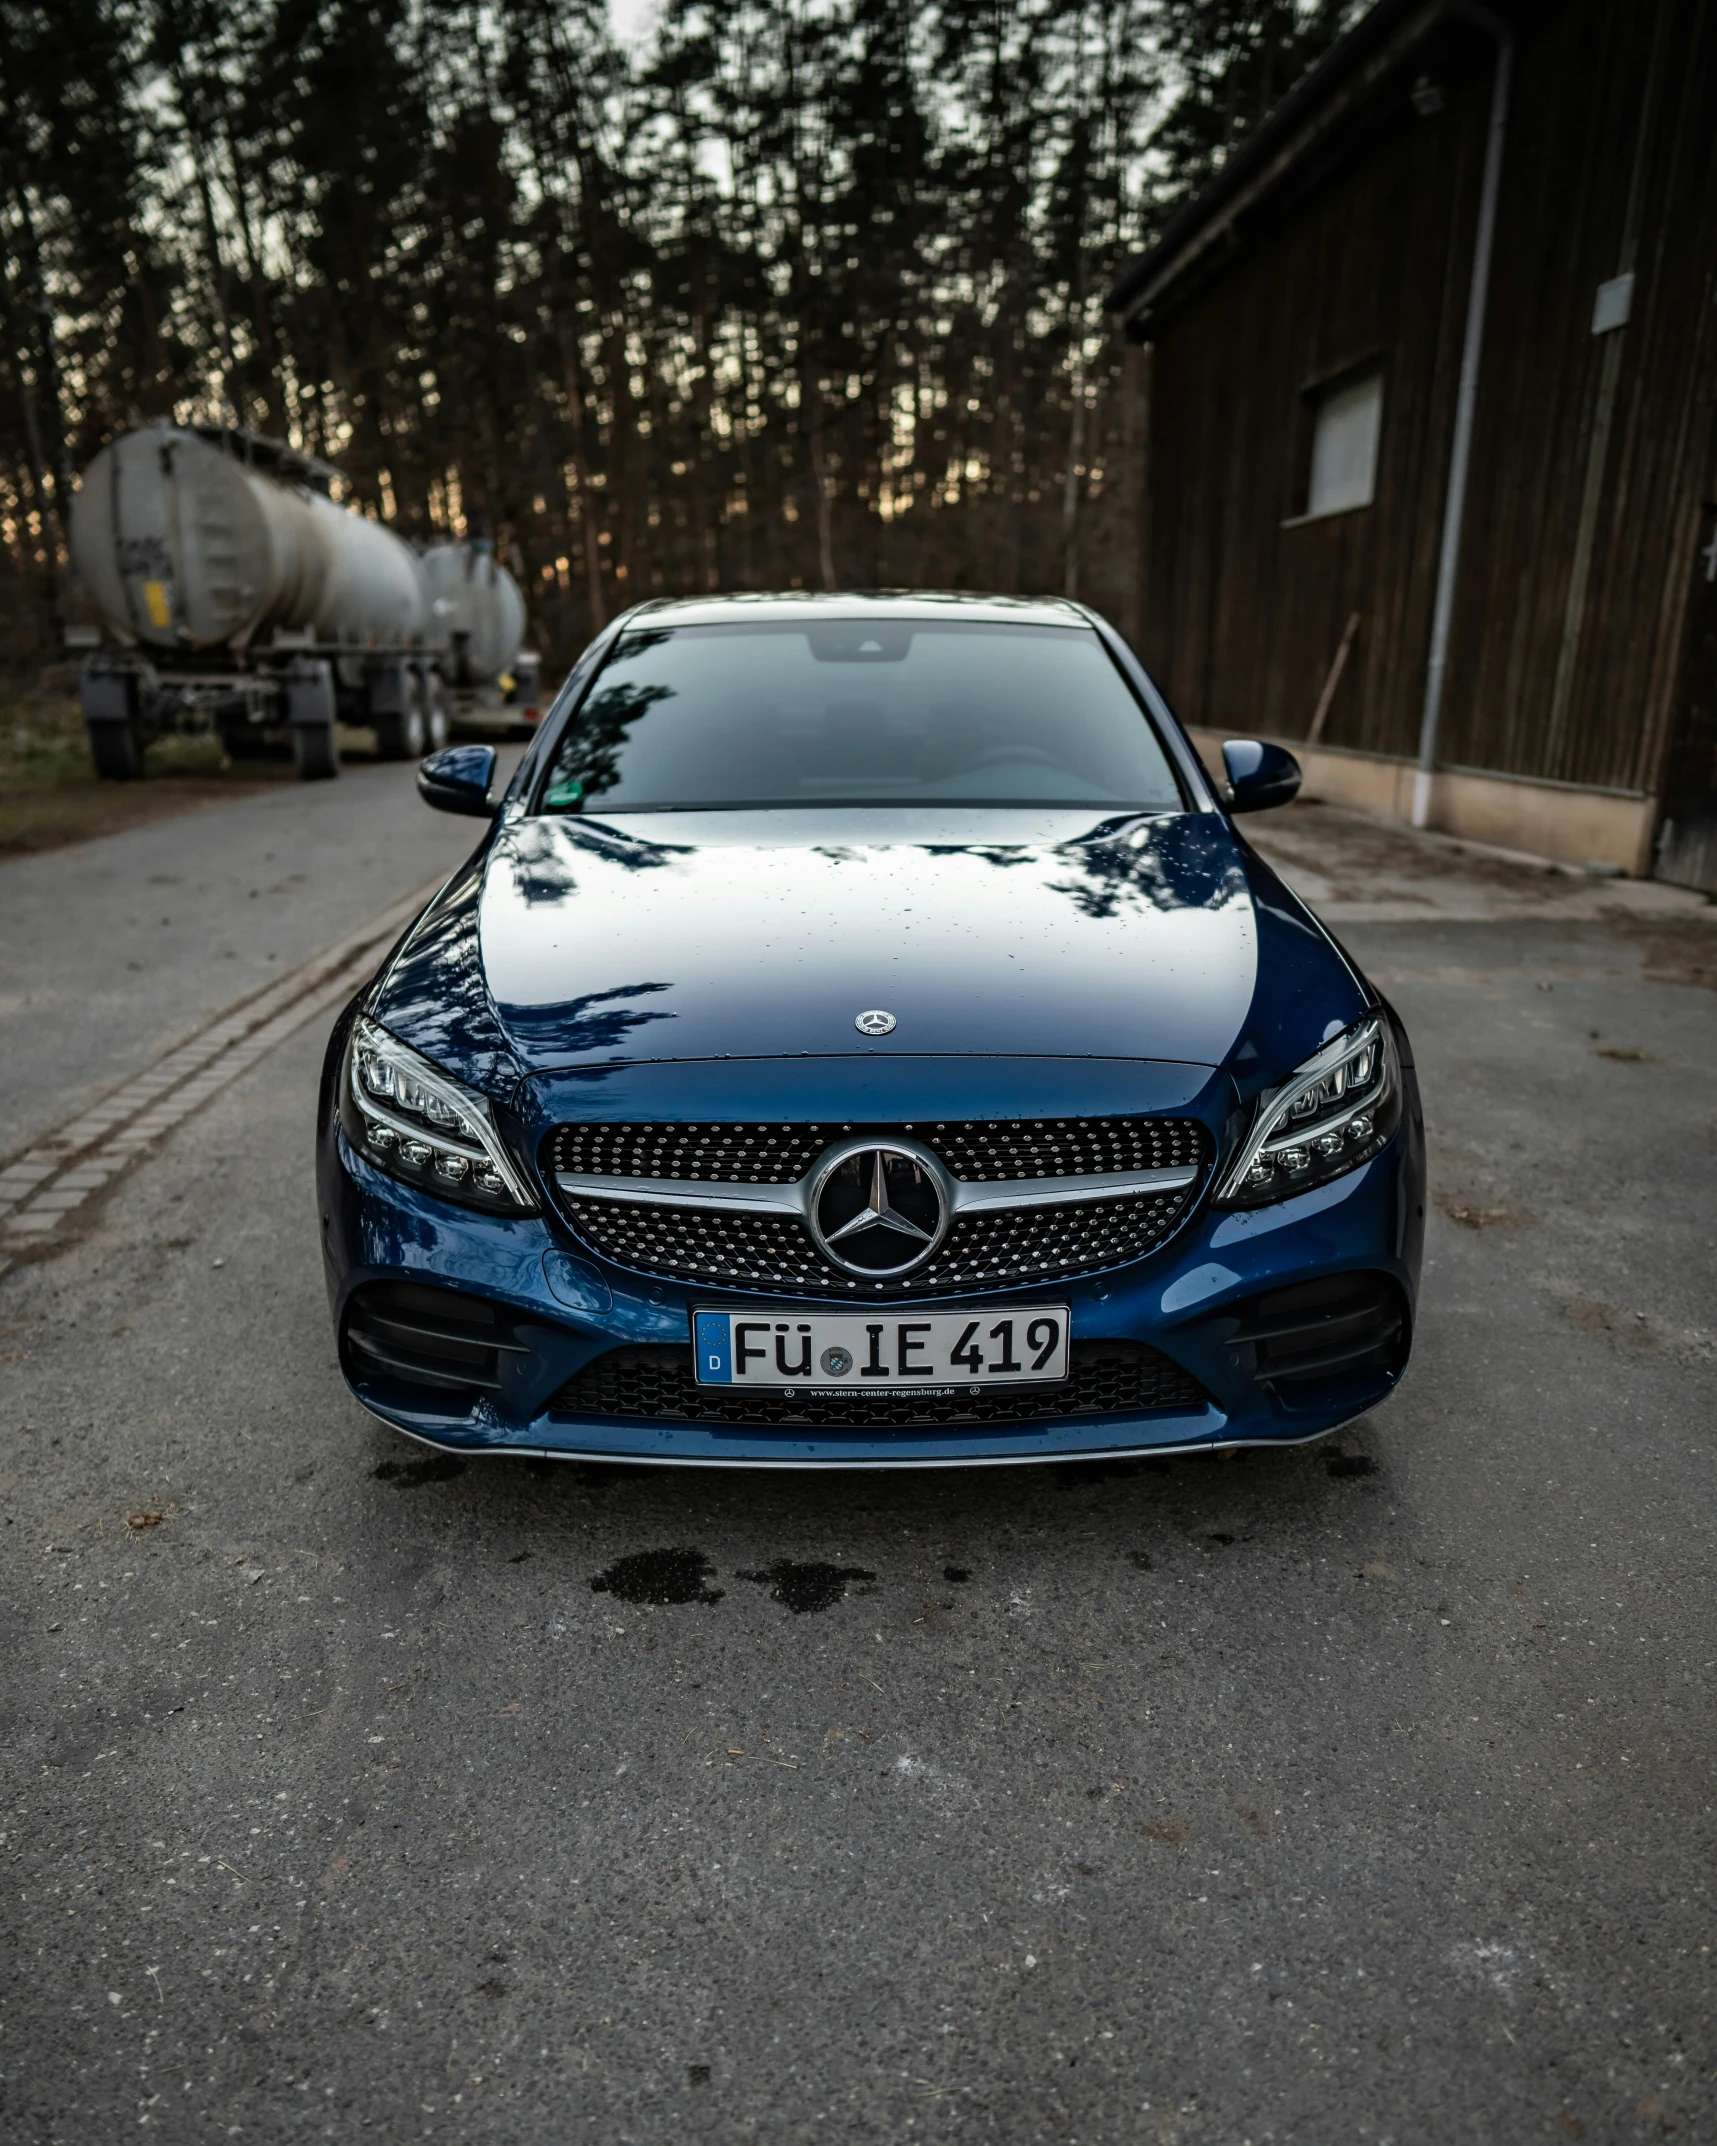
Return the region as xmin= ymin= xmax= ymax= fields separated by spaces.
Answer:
xmin=440 ymin=807 xmax=1300 ymax=1073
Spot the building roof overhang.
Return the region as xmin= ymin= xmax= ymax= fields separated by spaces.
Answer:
xmin=1106 ymin=0 xmax=1532 ymax=337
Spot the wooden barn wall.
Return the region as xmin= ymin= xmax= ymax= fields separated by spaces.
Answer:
xmin=1141 ymin=62 xmax=1489 ymax=760
xmin=1442 ymin=0 xmax=1717 ymax=793
xmin=1140 ymin=0 xmax=1717 ymax=798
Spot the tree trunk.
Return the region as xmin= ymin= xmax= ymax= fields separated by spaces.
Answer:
xmin=0 ymin=234 xmax=60 ymax=621
xmin=1062 ymin=344 xmax=1086 ymax=598
xmin=808 ymin=397 xmax=836 ymax=591
xmin=555 ymin=308 xmax=608 ymax=632
xmin=223 ymin=119 xmax=287 ymax=439
xmin=0 ymin=142 xmax=74 ymax=552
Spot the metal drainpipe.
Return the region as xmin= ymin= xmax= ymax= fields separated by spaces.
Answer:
xmin=1412 ymin=4 xmax=1515 ymax=829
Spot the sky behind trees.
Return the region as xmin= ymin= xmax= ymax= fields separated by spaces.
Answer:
xmin=0 ymin=0 xmax=1354 ymax=672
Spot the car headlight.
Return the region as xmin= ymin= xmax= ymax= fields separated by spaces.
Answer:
xmin=340 ymin=1015 xmax=537 ymax=1216
xmin=1215 ymin=1013 xmax=1401 ymax=1208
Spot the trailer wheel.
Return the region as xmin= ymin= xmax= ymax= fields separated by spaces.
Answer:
xmin=373 ymin=703 xmax=427 ymax=761
xmin=293 ymin=722 xmax=339 ymax=781
xmin=88 ymin=719 xmax=145 ymax=781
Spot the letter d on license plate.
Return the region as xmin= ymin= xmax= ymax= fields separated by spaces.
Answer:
xmin=692 ymin=1307 xmax=1069 ymax=1388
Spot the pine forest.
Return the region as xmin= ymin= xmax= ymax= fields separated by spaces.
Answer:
xmin=0 ymin=0 xmax=1353 ymax=675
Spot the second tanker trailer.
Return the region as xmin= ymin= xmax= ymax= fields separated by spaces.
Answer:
xmin=69 ymin=422 xmax=535 ymax=779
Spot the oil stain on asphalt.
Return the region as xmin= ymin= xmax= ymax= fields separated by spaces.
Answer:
xmin=591 ymin=1547 xmax=725 ymax=1606
xmin=587 ymin=1551 xmax=877 ymax=1613
xmin=736 ymin=1560 xmax=878 ymax=1614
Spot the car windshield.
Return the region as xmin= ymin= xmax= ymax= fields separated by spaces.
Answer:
xmin=534 ymin=619 xmax=1184 ymax=813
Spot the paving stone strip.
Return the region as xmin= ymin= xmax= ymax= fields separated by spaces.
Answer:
xmin=0 ymin=878 xmax=443 ymax=1269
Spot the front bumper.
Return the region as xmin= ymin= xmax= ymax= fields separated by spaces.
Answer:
xmin=317 ymin=1099 xmax=1424 ymax=1468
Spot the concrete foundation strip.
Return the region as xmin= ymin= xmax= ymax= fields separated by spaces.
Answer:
xmin=0 ymin=877 xmax=442 ymax=1267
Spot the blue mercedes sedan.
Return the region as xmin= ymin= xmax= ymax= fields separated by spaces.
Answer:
xmin=317 ymin=593 xmax=1424 ymax=1467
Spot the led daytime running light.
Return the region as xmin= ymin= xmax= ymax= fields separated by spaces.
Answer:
xmin=345 ymin=1017 xmax=536 ymax=1214
xmin=1216 ymin=1015 xmax=1397 ymax=1207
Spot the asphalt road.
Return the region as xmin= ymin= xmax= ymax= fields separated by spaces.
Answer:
xmin=0 ymin=756 xmax=514 ymax=1157
xmin=2 ymin=785 xmax=1715 ymax=2143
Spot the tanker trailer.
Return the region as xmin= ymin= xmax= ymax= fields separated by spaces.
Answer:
xmin=420 ymin=539 xmax=541 ymax=736
xmin=69 ymin=423 xmax=451 ymax=779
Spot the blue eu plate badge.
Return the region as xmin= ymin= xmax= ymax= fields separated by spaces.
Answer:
xmin=695 ymin=1312 xmax=733 ymax=1384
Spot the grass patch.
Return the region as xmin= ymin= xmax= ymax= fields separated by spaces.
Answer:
xmin=0 ymin=683 xmax=301 ymax=862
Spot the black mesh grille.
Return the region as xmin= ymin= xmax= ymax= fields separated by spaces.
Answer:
xmin=934 ymin=1117 xmax=1205 ymax=1181
xmin=560 ymin=1183 xmax=1200 ymax=1297
xmin=921 ymin=1192 xmax=1197 ymax=1291
xmin=548 ymin=1116 xmax=1211 ymax=1296
xmin=546 ymin=1116 xmax=1207 ymax=1185
xmin=550 ymin=1340 xmax=1209 ymax=1428
xmin=549 ymin=1122 xmax=832 ymax=1184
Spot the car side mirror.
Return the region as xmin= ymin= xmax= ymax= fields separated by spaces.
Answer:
xmin=1222 ymin=738 xmax=1302 ymax=814
xmin=417 ymin=744 xmax=498 ymax=818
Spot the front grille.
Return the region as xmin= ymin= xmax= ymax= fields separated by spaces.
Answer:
xmin=934 ymin=1118 xmax=1205 ymax=1181
xmin=548 ymin=1115 xmax=1211 ymax=1297
xmin=550 ymin=1122 xmax=829 ymax=1184
xmin=546 ymin=1115 xmax=1206 ymax=1185
xmin=1231 ymin=1273 xmax=1408 ymax=1393
xmin=560 ymin=1183 xmax=1199 ymax=1297
xmin=550 ymin=1340 xmax=1209 ymax=1428
xmin=342 ymin=1281 xmax=524 ymax=1396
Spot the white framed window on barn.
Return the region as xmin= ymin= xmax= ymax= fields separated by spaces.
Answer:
xmin=1299 ymin=367 xmax=1385 ymax=519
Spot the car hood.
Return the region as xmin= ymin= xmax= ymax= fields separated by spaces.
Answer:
xmin=370 ymin=807 xmax=1366 ymax=1092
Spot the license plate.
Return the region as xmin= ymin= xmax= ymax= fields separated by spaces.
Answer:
xmin=692 ymin=1307 xmax=1070 ymax=1390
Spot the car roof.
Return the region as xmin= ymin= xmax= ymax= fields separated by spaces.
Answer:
xmin=619 ymin=591 xmax=1095 ymax=630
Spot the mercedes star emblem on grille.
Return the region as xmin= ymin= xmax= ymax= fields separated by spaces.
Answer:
xmin=854 ymin=1009 xmax=897 ymax=1036
xmin=810 ymin=1139 xmax=949 ymax=1277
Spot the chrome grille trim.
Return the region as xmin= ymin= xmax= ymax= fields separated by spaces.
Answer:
xmin=950 ymin=1167 xmax=1198 ymax=1213
xmin=553 ymin=1163 xmax=1199 ymax=1215
xmin=556 ymin=1175 xmax=806 ymax=1214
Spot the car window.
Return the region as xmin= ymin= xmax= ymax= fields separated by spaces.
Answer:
xmin=534 ymin=620 xmax=1184 ymax=813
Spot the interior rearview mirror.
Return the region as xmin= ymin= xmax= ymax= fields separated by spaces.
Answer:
xmin=1221 ymin=738 xmax=1302 ymax=814
xmin=417 ymin=744 xmax=498 ymax=818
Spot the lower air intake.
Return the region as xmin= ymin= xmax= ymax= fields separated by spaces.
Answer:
xmin=342 ymin=1281 xmax=523 ymax=1396
xmin=1230 ymin=1272 xmax=1408 ymax=1394
xmin=550 ymin=1340 xmax=1209 ymax=1429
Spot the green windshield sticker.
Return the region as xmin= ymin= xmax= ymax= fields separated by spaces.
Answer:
xmin=544 ymin=778 xmax=585 ymax=810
